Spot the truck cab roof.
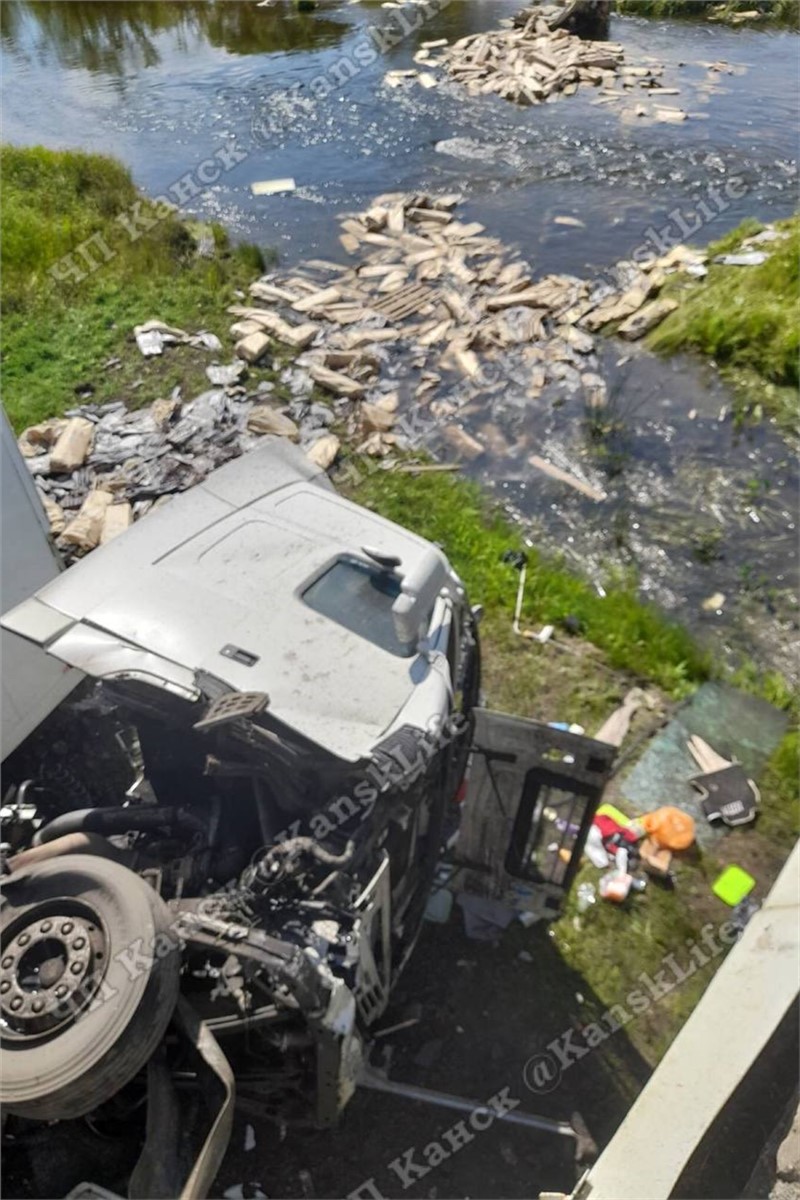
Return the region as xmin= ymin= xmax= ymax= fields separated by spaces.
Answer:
xmin=2 ymin=440 xmax=465 ymax=763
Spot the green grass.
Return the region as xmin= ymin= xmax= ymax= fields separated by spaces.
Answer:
xmin=1 ymin=144 xmax=268 ymax=430
xmin=552 ymin=858 xmax=720 ymax=1063
xmin=756 ymin=730 xmax=800 ymax=849
xmin=617 ymin=0 xmax=800 ymax=25
xmin=647 ymin=215 xmax=800 ymax=430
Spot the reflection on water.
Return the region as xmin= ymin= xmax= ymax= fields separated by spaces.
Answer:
xmin=0 ymin=0 xmax=350 ymax=77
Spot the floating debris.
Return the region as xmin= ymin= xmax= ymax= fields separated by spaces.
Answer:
xmin=250 ymin=177 xmax=296 ymax=196
xmin=529 ymin=454 xmax=607 ymax=502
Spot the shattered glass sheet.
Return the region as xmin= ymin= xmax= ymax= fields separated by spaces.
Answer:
xmin=620 ymin=683 xmax=789 ymax=848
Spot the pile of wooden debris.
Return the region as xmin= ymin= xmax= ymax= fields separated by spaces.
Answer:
xmin=388 ymin=16 xmax=695 ymax=122
xmin=227 ymin=193 xmax=694 ymax=472
xmin=431 ymin=17 xmax=625 ymax=105
xmin=18 ymin=194 xmax=705 ymax=557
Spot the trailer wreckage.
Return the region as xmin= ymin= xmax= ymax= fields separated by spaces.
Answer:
xmin=0 ymin=439 xmax=613 ymax=1197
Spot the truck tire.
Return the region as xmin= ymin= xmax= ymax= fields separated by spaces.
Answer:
xmin=0 ymin=854 xmax=181 ymax=1120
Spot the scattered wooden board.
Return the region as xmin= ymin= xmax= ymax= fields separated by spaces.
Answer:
xmin=529 ymin=455 xmax=607 ymax=502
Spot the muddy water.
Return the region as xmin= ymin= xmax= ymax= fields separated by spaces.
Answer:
xmin=2 ymin=0 xmax=798 ymax=674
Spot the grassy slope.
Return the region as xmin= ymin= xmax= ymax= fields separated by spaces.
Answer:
xmin=648 ymin=215 xmax=800 ymax=430
xmin=1 ymin=144 xmax=266 ymax=429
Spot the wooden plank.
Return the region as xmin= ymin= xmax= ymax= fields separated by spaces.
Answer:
xmin=529 ymin=455 xmax=606 ymax=502
xmin=371 ymin=283 xmax=437 ymax=321
xmin=293 ymin=287 xmax=343 ymax=314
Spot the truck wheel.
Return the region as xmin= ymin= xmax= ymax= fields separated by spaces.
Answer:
xmin=0 ymin=854 xmax=180 ymax=1120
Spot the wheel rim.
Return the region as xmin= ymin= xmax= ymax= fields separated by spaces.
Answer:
xmin=1 ymin=902 xmax=108 ymax=1041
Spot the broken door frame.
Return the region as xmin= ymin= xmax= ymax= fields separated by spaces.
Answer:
xmin=455 ymin=710 xmax=615 ymax=921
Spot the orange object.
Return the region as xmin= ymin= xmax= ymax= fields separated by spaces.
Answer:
xmin=640 ymin=806 xmax=695 ymax=851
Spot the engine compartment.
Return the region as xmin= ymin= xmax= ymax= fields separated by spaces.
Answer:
xmin=0 ymin=673 xmax=469 ymax=1166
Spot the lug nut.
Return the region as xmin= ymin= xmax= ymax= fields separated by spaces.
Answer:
xmin=70 ymin=962 xmax=82 ymax=975
xmin=32 ymin=999 xmax=44 ymax=1014
xmin=17 ymin=933 xmax=30 ymax=947
xmin=0 ymin=981 xmax=11 ymax=994
xmin=10 ymin=997 xmax=22 ymax=1011
xmin=73 ymin=937 xmax=86 ymax=950
xmin=56 ymin=985 xmax=68 ymax=999
xmin=1 ymin=956 xmax=13 ymax=969
xmin=60 ymin=921 xmax=74 ymax=935
xmin=40 ymin=920 xmax=53 ymax=934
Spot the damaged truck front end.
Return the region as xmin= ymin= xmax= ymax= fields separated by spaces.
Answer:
xmin=0 ymin=440 xmax=481 ymax=1196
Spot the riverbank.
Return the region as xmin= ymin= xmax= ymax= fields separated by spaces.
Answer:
xmin=648 ymin=214 xmax=799 ymax=433
xmin=1 ymin=144 xmax=265 ymax=430
xmin=617 ymin=0 xmax=800 ymax=26
xmin=2 ymin=143 xmax=797 ymax=1071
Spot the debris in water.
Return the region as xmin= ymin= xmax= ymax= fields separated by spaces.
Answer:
xmin=618 ymin=297 xmax=679 ymax=340
xmin=405 ymin=12 xmax=677 ymax=124
xmin=250 ymin=178 xmax=296 ymax=196
xmin=443 ymin=425 xmax=485 ymax=461
xmin=529 ymin=455 xmax=606 ymax=502
xmin=654 ymin=107 xmax=688 ymax=123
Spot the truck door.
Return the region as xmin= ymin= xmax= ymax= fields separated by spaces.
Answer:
xmin=455 ymin=710 xmax=615 ymax=922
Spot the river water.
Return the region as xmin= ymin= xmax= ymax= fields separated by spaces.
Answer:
xmin=2 ymin=0 xmax=798 ymax=676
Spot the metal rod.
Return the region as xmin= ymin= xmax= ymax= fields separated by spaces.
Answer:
xmin=358 ymin=1068 xmax=576 ymax=1140
xmin=512 ymin=564 xmax=527 ymax=635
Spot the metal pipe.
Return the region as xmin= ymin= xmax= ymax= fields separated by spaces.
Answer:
xmin=8 ymin=831 xmax=131 ymax=873
xmin=33 ymin=805 xmax=206 ymax=846
xmin=358 ymin=1067 xmax=576 ymax=1139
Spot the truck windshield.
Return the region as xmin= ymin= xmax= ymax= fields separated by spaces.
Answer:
xmin=302 ymin=557 xmax=417 ymax=658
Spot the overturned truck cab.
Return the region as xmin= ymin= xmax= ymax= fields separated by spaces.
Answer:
xmin=0 ymin=439 xmax=613 ymax=1198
